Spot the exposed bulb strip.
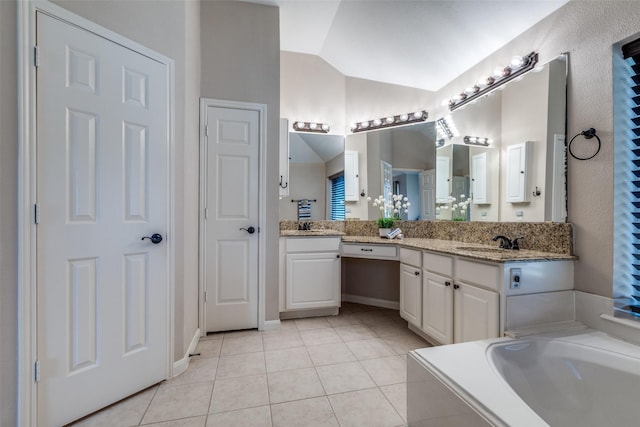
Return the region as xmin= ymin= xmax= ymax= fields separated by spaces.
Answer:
xmin=292 ymin=121 xmax=330 ymax=133
xmin=351 ymin=110 xmax=428 ymax=133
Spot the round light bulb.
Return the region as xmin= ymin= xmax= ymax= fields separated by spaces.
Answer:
xmin=372 ymin=118 xmax=382 ymax=126
xmin=413 ymin=111 xmax=423 ymax=119
xmin=321 ymin=123 xmax=330 ymax=132
xmin=309 ymin=122 xmax=317 ymax=130
xmin=399 ymin=113 xmax=409 ymax=121
xmin=493 ymin=67 xmax=506 ymax=78
xmin=510 ymin=55 xmax=524 ymax=69
xmin=464 ymin=86 xmax=475 ymax=95
xmin=360 ymin=121 xmax=369 ymax=129
xmin=294 ymin=122 xmax=303 ymax=130
xmin=385 ymin=117 xmax=395 ymax=124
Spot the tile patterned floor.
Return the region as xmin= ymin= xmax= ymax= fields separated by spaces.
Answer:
xmin=69 ymin=303 xmax=431 ymax=427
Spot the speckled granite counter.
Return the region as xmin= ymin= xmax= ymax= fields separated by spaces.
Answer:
xmin=341 ymin=236 xmax=576 ymax=263
xmin=279 ymin=230 xmax=345 ymax=237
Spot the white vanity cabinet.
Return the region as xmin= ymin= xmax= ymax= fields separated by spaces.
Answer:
xmin=399 ymin=248 xmax=422 ymax=327
xmin=281 ymin=237 xmax=341 ymax=311
xmin=421 ymin=252 xmax=500 ymax=345
xmin=505 ymin=141 xmax=532 ymax=203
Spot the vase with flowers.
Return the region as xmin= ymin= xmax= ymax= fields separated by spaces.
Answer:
xmin=368 ymin=193 xmax=411 ymax=237
xmin=436 ymin=195 xmax=471 ymax=221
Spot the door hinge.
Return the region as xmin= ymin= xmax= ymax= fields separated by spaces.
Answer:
xmin=34 ymin=203 xmax=40 ymax=224
xmin=204 ymin=291 xmax=207 ymax=302
xmin=205 ymin=125 xmax=209 ymax=137
xmin=34 ymin=360 xmax=40 ymax=382
xmin=34 ymin=46 xmax=40 ymax=68
xmin=204 ymin=208 xmax=209 ymax=220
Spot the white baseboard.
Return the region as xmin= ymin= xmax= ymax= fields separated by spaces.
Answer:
xmin=260 ymin=319 xmax=281 ymax=331
xmin=172 ymin=327 xmax=200 ymax=378
xmin=342 ymin=294 xmax=400 ymax=310
xmin=279 ymin=307 xmax=340 ymax=320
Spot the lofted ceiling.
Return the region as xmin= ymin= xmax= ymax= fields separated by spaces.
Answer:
xmin=245 ymin=0 xmax=568 ymax=91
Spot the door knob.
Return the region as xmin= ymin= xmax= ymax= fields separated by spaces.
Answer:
xmin=141 ymin=233 xmax=163 ymax=244
xmin=240 ymin=226 xmax=256 ymax=234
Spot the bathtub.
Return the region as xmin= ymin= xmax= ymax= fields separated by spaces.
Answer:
xmin=408 ymin=330 xmax=640 ymax=426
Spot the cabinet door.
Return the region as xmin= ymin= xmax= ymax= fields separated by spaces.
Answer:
xmin=505 ymin=142 xmax=531 ymax=203
xmin=422 ymin=271 xmax=453 ymax=345
xmin=453 ymin=282 xmax=498 ymax=344
xmin=279 ymin=118 xmax=290 ymax=198
xmin=344 ymin=150 xmax=359 ymax=201
xmin=471 ymin=151 xmax=488 ymax=204
xmin=400 ymin=264 xmax=422 ymax=327
xmin=286 ymin=252 xmax=341 ymax=310
xmin=436 ymin=156 xmax=451 ymax=203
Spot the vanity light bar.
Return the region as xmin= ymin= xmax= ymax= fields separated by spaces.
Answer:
xmin=350 ymin=110 xmax=428 ymax=133
xmin=292 ymin=121 xmax=330 ymax=133
xmin=464 ymin=136 xmax=492 ymax=146
xmin=448 ymin=52 xmax=538 ymax=111
xmin=436 ymin=115 xmax=458 ymax=139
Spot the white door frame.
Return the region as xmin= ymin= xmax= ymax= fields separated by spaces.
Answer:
xmin=17 ymin=2 xmax=176 ymax=425
xmin=199 ymin=98 xmax=267 ymax=333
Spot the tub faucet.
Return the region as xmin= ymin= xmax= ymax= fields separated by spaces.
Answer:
xmin=492 ymin=235 xmax=512 ymax=249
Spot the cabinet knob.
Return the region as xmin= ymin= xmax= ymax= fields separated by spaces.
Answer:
xmin=453 ymin=284 xmax=460 ymax=290
xmin=445 ymin=281 xmax=451 ymax=287
xmin=336 ymin=254 xmax=340 ymax=258
xmin=414 ymin=271 xmax=420 ymax=276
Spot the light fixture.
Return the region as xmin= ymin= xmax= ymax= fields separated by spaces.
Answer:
xmin=448 ymin=52 xmax=538 ymax=111
xmin=351 ymin=110 xmax=428 ymax=133
xmin=292 ymin=121 xmax=330 ymax=133
xmin=464 ymin=135 xmax=492 ymax=146
xmin=436 ymin=115 xmax=458 ymax=140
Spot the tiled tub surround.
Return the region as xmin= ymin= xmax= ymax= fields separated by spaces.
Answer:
xmin=280 ymin=220 xmax=574 ymax=256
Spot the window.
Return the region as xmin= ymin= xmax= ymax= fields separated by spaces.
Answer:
xmin=614 ymin=36 xmax=640 ymax=318
xmin=329 ymin=174 xmax=345 ymax=220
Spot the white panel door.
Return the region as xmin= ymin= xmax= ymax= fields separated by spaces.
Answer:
xmin=36 ymin=13 xmax=169 ymax=426
xmin=471 ymin=152 xmax=488 ymax=204
xmin=399 ymin=264 xmax=422 ymax=327
xmin=204 ymin=105 xmax=259 ymax=332
xmin=505 ymin=142 xmax=531 ymax=203
xmin=422 ymin=271 xmax=453 ymax=345
xmin=286 ymin=252 xmax=341 ymax=310
xmin=419 ymin=170 xmax=435 ymax=220
xmin=344 ymin=150 xmax=359 ymax=201
xmin=436 ymin=156 xmax=450 ymax=202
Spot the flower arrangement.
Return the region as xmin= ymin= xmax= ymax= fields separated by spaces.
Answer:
xmin=368 ymin=193 xmax=411 ymax=228
xmin=437 ymin=195 xmax=471 ymax=221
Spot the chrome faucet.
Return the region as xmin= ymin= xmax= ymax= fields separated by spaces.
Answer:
xmin=298 ymin=221 xmax=311 ymax=231
xmin=492 ymin=235 xmax=512 ymax=249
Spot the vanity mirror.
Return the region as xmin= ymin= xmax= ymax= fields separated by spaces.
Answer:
xmin=278 ymin=131 xmax=344 ymax=221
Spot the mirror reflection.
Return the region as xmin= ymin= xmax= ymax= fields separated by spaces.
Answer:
xmin=279 ymin=54 xmax=567 ymax=223
xmin=279 ymin=132 xmax=344 ymax=221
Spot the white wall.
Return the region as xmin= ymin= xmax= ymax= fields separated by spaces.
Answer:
xmin=280 ymin=163 xmax=326 ymax=221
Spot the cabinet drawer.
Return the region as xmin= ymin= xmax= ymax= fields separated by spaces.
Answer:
xmin=456 ymin=258 xmax=499 ymax=291
xmin=342 ymin=243 xmax=398 ymax=260
xmin=286 ymin=237 xmax=341 ymax=253
xmin=400 ymin=248 xmax=421 ymax=268
xmin=423 ymin=251 xmax=453 ymax=277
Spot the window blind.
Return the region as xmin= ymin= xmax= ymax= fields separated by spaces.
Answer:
xmin=614 ymin=38 xmax=640 ymax=317
xmin=330 ymin=174 xmax=345 ymax=221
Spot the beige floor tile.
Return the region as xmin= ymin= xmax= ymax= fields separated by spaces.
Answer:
xmin=334 ymin=325 xmax=376 ymax=342
xmin=315 ymin=361 xmax=376 ymax=395
xmin=360 ymin=356 xmax=406 ymax=386
xmin=267 ymin=367 xmax=325 ymax=404
xmin=192 ymin=339 xmax=223 ymax=359
xmin=262 ymin=330 xmax=304 ymax=351
xmin=216 ymin=352 xmax=265 ymax=379
xmin=294 ymin=317 xmax=332 ymax=330
xmin=141 ymin=416 xmax=207 ymax=426
xmin=328 ymin=388 xmax=404 ymax=427
xmin=164 ymin=358 xmax=218 ymax=386
xmin=300 ymin=328 xmax=342 ymax=346
xmin=206 ymin=406 xmax=271 ymax=427
xmin=70 ymin=385 xmax=158 ymax=427
xmin=223 ymin=329 xmax=263 ymax=339
xmin=380 ymin=383 xmax=407 ymax=422
xmin=265 ymin=347 xmax=312 ymax=373
xmin=368 ymin=322 xmax=414 ymax=338
xmin=382 ymin=335 xmax=430 ymax=356
xmin=209 ymin=374 xmax=269 ymax=414
xmin=142 ymin=382 xmax=213 ymax=424
xmin=326 ymin=313 xmax=362 ymax=327
xmin=306 ymin=342 xmax=356 ymax=366
xmin=271 ymin=397 xmax=339 ymax=427
xmin=201 ymin=332 xmax=225 ymax=341
xmin=221 ymin=335 xmax=264 ymax=356
xmin=346 ymin=338 xmax=395 ymax=360
xmin=273 ymin=319 xmax=298 ymax=331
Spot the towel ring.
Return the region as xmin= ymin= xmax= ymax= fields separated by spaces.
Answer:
xmin=568 ymin=128 xmax=601 ymax=161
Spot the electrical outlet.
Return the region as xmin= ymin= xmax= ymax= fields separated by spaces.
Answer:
xmin=510 ymin=268 xmax=522 ymax=289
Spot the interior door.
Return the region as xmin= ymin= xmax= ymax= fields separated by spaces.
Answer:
xmin=419 ymin=170 xmax=435 ymax=220
xmin=203 ymin=104 xmax=260 ymax=332
xmin=36 ymin=12 xmax=169 ymax=426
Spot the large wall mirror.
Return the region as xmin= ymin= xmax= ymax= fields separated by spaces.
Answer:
xmin=279 ymin=53 xmax=568 ymax=223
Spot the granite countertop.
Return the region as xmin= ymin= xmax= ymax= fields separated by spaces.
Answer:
xmin=279 ymin=229 xmax=346 ymax=237
xmin=340 ymin=236 xmax=577 ymax=262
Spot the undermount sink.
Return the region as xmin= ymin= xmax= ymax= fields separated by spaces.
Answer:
xmin=455 ymin=246 xmax=507 ymax=253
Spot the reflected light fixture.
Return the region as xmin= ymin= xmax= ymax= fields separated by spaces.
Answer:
xmin=436 ymin=115 xmax=458 ymax=140
xmin=351 ymin=110 xmax=428 ymax=133
xmin=293 ymin=121 xmax=330 ymax=133
xmin=448 ymin=52 xmax=538 ymax=111
xmin=464 ymin=136 xmax=492 ymax=146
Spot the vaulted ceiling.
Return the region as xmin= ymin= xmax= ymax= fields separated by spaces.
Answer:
xmin=248 ymin=0 xmax=568 ymax=91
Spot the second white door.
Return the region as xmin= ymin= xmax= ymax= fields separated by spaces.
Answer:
xmin=203 ymin=103 xmax=260 ymax=332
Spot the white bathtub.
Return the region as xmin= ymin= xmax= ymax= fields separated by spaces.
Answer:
xmin=409 ymin=330 xmax=640 ymax=426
